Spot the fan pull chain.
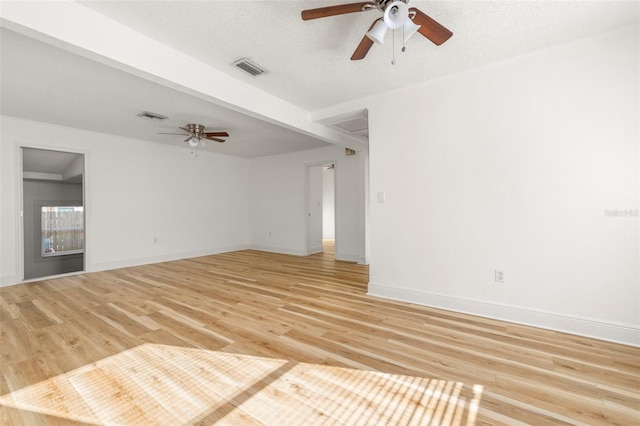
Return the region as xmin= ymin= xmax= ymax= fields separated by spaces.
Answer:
xmin=391 ymin=29 xmax=396 ymax=65
xmin=402 ymin=24 xmax=406 ymax=52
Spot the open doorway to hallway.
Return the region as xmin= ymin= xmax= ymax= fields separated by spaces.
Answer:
xmin=322 ymin=164 xmax=335 ymax=255
xmin=306 ymin=162 xmax=336 ymax=257
xmin=322 ymin=238 xmax=335 ymax=257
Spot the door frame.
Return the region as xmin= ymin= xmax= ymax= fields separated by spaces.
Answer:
xmin=17 ymin=144 xmax=89 ymax=282
xmin=303 ymin=160 xmax=337 ymax=257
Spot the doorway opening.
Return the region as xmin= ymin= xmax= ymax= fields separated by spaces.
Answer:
xmin=321 ymin=164 xmax=336 ymax=254
xmin=306 ymin=162 xmax=336 ymax=257
xmin=21 ymin=148 xmax=85 ymax=280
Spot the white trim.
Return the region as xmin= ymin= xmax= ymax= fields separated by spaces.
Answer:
xmin=16 ymin=143 xmax=24 ymax=282
xmin=0 ymin=275 xmax=20 ymax=288
xmin=249 ymin=244 xmax=306 ymax=257
xmin=1 ymin=245 xmax=250 ymax=288
xmin=303 ymin=160 xmax=338 ymax=257
xmin=17 ymin=144 xmax=89 ymax=282
xmin=4 ymin=270 xmax=85 ymax=288
xmin=89 ymin=245 xmax=250 ymax=273
xmin=308 ymin=246 xmax=323 ymax=255
xmin=368 ymin=282 xmax=640 ymax=347
xmin=335 ymin=253 xmax=361 ymax=263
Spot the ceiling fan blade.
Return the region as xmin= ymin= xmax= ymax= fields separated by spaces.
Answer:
xmin=203 ymin=135 xmax=226 ymax=143
xmin=351 ymin=19 xmax=378 ymax=61
xmin=157 ymin=132 xmax=187 ymax=135
xmin=302 ymin=2 xmax=375 ymax=20
xmin=179 ymin=126 xmax=194 ymax=134
xmin=203 ymin=132 xmax=229 ymax=137
xmin=409 ymin=8 xmax=453 ymax=46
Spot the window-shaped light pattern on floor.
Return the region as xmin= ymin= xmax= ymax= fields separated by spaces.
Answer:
xmin=0 ymin=344 xmax=483 ymax=425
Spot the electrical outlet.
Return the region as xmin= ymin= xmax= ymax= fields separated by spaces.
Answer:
xmin=495 ymin=269 xmax=504 ymax=283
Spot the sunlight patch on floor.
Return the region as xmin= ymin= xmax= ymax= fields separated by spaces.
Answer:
xmin=0 ymin=343 xmax=482 ymax=425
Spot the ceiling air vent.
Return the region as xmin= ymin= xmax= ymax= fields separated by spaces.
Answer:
xmin=137 ymin=111 xmax=167 ymax=121
xmin=232 ymin=58 xmax=266 ymax=77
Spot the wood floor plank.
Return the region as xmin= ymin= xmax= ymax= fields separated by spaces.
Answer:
xmin=1 ymin=241 xmax=638 ymax=425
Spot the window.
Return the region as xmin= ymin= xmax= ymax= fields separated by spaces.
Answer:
xmin=41 ymin=206 xmax=84 ymax=257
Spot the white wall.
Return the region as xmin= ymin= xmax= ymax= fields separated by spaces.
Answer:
xmin=248 ymin=145 xmax=366 ymax=262
xmin=1 ymin=116 xmax=249 ymax=286
xmin=365 ymin=26 xmax=639 ymax=345
xmin=323 ymin=167 xmax=335 ymax=239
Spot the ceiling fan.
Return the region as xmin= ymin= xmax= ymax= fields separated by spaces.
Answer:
xmin=158 ymin=123 xmax=230 ymax=148
xmin=301 ymin=0 xmax=452 ymax=60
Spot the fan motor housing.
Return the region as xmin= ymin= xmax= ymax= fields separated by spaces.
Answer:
xmin=186 ymin=123 xmax=205 ymax=137
xmin=375 ymin=0 xmax=409 ymax=12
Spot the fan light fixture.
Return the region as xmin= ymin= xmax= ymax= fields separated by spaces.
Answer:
xmin=383 ymin=1 xmax=408 ymax=29
xmin=157 ymin=123 xmax=230 ymax=157
xmin=364 ymin=0 xmax=421 ymax=62
xmin=402 ymin=19 xmax=421 ymax=42
xmin=301 ymin=0 xmax=453 ymax=62
xmin=366 ymin=19 xmax=387 ymax=44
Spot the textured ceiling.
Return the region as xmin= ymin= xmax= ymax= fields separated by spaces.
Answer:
xmin=79 ymin=0 xmax=640 ymax=110
xmin=1 ymin=1 xmax=638 ymax=158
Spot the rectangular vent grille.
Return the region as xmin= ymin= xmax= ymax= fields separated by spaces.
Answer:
xmin=232 ymin=58 xmax=266 ymax=77
xmin=137 ymin=111 xmax=167 ymax=121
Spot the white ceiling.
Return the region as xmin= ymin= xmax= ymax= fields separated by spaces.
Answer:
xmin=0 ymin=28 xmax=331 ymax=158
xmin=22 ymin=148 xmax=81 ymax=176
xmin=2 ymin=1 xmax=638 ymax=158
xmin=78 ymin=0 xmax=639 ymax=110
xmin=22 ymin=147 xmax=83 ymax=183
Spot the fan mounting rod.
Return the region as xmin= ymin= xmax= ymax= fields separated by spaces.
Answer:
xmin=373 ymin=0 xmax=409 ymax=12
xmin=359 ymin=0 xmax=411 ymax=13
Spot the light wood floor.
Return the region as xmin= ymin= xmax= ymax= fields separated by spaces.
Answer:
xmin=1 ymin=241 xmax=638 ymax=425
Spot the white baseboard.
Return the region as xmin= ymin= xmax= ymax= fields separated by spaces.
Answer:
xmin=85 ymin=245 xmax=250 ymax=273
xmin=3 ymin=246 xmax=251 ymax=287
xmin=249 ymin=246 xmax=365 ymax=263
xmin=368 ymin=282 xmax=640 ymax=347
xmin=0 ymin=275 xmax=20 ymax=288
xmin=248 ymin=244 xmax=306 ymax=257
xmin=308 ymin=246 xmax=323 ymax=255
xmin=335 ymin=253 xmax=361 ymax=263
